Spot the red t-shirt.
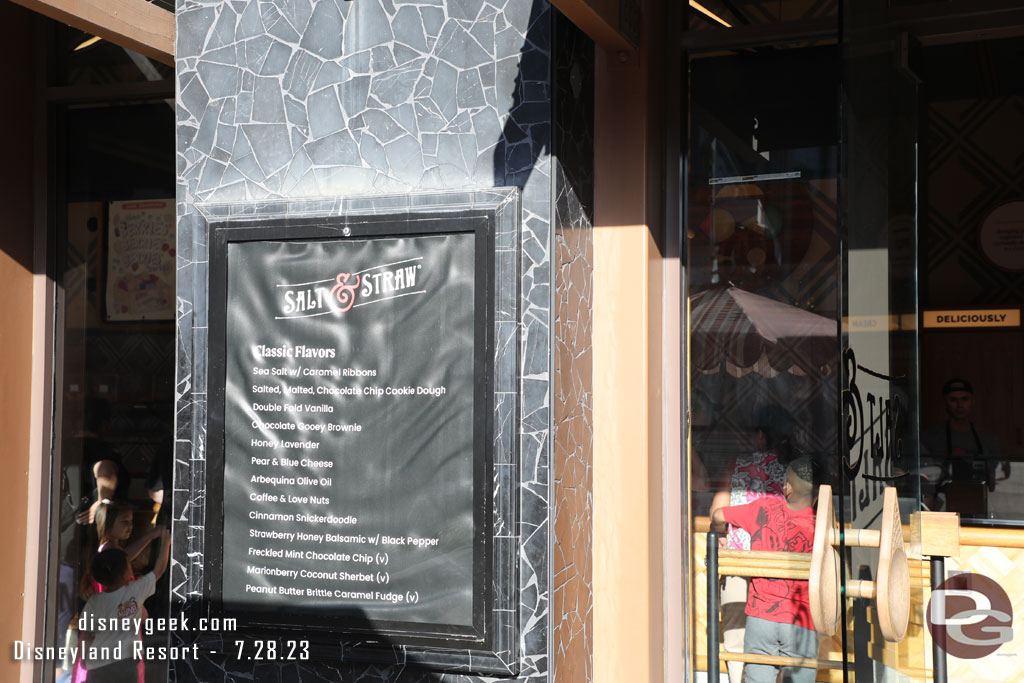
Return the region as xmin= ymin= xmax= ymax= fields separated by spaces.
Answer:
xmin=721 ymin=497 xmax=815 ymax=630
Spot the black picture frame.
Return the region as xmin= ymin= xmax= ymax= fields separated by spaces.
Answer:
xmin=196 ymin=194 xmax=520 ymax=675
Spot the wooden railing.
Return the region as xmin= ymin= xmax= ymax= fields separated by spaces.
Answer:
xmin=696 ymin=517 xmax=1024 ymax=549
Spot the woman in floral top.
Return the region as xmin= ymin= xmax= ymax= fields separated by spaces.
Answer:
xmin=709 ymin=424 xmax=789 ymax=683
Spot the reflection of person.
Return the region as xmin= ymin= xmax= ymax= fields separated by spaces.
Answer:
xmin=920 ymin=378 xmax=1007 ymax=512
xmin=709 ymin=423 xmax=787 ymax=683
xmin=73 ymin=502 xmax=164 ymax=683
xmin=92 ymin=501 xmax=166 ymax=570
xmin=56 ymin=471 xmax=82 ymax=683
xmin=79 ymin=531 xmax=170 ymax=681
xmin=145 ymin=442 xmax=173 ymax=527
xmin=76 ymin=398 xmax=130 ymax=525
xmin=712 ymin=458 xmax=818 ymax=683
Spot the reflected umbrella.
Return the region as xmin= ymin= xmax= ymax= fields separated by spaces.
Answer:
xmin=690 ymin=287 xmax=838 ymax=378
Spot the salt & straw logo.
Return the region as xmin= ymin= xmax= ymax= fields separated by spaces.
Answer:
xmin=276 ymin=257 xmax=424 ymax=320
xmin=927 ymin=572 xmax=1013 ymax=659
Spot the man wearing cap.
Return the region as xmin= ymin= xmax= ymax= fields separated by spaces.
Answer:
xmin=920 ymin=378 xmax=1006 ymax=514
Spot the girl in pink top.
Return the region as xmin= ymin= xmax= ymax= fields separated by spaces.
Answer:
xmin=72 ymin=500 xmax=165 ymax=683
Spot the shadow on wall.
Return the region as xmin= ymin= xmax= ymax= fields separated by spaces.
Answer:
xmin=0 ymin=0 xmax=35 ymax=273
xmin=493 ymin=0 xmax=551 ymax=191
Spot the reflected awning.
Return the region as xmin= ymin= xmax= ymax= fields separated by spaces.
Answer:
xmin=689 ymin=287 xmax=838 ymax=377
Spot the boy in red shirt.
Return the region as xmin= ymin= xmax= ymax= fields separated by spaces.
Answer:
xmin=712 ymin=456 xmax=818 ymax=683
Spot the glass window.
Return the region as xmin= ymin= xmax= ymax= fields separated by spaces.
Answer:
xmin=686 ymin=43 xmax=843 ymax=678
xmin=917 ymin=37 xmax=1024 ymax=524
xmin=46 ymin=27 xmax=176 ymax=681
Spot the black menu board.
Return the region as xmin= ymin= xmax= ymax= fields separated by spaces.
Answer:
xmin=207 ymin=214 xmax=492 ymax=644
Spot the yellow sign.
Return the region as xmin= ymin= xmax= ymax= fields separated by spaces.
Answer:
xmin=843 ymin=314 xmax=917 ymax=332
xmin=922 ymin=309 xmax=1021 ymax=329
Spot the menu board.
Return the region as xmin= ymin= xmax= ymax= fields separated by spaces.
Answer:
xmin=216 ymin=228 xmax=484 ymax=635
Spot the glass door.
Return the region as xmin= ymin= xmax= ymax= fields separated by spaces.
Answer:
xmin=685 ymin=38 xmax=845 ymax=680
xmin=685 ymin=3 xmax=1024 ymax=681
xmin=840 ymin=2 xmax=924 ymax=680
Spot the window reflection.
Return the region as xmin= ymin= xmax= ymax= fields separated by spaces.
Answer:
xmin=688 ymin=47 xmax=841 ymax=518
xmin=687 ymin=45 xmax=842 ymax=680
xmin=50 ymin=102 xmax=175 ymax=683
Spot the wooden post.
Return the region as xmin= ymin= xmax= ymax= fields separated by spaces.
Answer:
xmin=8 ymin=0 xmax=173 ymax=64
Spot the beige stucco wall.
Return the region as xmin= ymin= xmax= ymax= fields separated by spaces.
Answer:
xmin=592 ymin=1 xmax=675 ymax=675
xmin=0 ymin=3 xmax=39 ymax=680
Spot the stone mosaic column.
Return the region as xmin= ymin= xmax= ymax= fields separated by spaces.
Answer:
xmin=172 ymin=0 xmax=593 ymax=680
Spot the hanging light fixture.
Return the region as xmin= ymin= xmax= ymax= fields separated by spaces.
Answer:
xmin=74 ymin=35 xmax=103 ymax=51
xmin=689 ymin=1 xmax=732 ymax=27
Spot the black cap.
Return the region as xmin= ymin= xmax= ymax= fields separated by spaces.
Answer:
xmin=942 ymin=378 xmax=973 ymax=395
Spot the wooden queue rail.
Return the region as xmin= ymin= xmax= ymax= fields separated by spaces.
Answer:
xmin=702 ymin=487 xmax=911 ymax=681
xmin=719 ymin=652 xmax=844 ymax=670
xmin=696 ymin=516 xmax=1024 ymax=549
xmin=701 ymin=495 xmax=1024 ymax=683
xmin=697 ymin=516 xmax=890 ymax=542
xmin=715 ymin=554 xmax=877 ymax=597
xmin=717 ymin=550 xmax=809 ymax=579
xmin=704 ymin=531 xmax=840 ymax=679
xmin=959 ymin=525 xmax=1024 ymax=548
xmin=697 ymin=653 xmax=846 ymax=671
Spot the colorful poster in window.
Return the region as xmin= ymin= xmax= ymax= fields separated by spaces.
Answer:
xmin=105 ymin=199 xmax=176 ymax=321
